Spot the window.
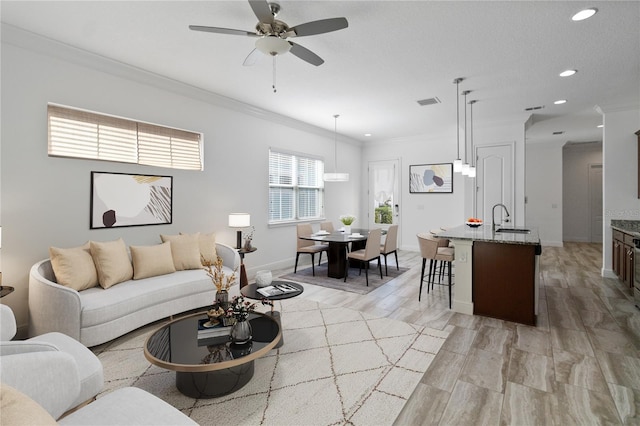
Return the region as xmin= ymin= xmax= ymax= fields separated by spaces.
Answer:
xmin=47 ymin=104 xmax=203 ymax=170
xmin=269 ymin=149 xmax=324 ymax=223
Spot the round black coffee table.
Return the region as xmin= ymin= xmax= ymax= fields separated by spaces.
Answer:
xmin=144 ymin=311 xmax=280 ymax=398
xmin=241 ymin=280 xmax=303 ymax=348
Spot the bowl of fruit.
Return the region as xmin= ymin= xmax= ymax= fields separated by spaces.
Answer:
xmin=466 ymin=218 xmax=483 ymax=228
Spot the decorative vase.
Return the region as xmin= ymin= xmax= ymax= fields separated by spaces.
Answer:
xmin=230 ymin=319 xmax=252 ymax=345
xmin=255 ymin=270 xmax=272 ymax=287
xmin=215 ymin=290 xmax=229 ymax=308
xmin=243 ymin=239 xmax=253 ymax=251
xmin=344 ymin=225 xmax=352 ymax=234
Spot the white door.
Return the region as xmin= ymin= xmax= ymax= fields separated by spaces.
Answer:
xmin=589 ymin=164 xmax=603 ymax=243
xmin=368 ymin=160 xmax=400 ymax=231
xmin=475 ymin=143 xmax=514 ymax=225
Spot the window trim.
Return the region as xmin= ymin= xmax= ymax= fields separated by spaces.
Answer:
xmin=268 ymin=148 xmax=325 ymax=225
xmin=47 ymin=103 xmax=203 ymax=171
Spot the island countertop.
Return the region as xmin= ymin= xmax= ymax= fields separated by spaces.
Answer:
xmin=437 ymin=224 xmax=540 ymax=245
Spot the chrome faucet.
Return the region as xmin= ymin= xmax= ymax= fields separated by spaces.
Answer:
xmin=492 ymin=203 xmax=510 ymax=231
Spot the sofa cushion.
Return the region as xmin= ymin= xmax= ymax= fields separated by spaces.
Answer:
xmin=0 ymin=384 xmax=57 ymax=426
xmin=78 ymin=268 xmax=222 ymax=328
xmin=130 ymin=242 xmax=176 ymax=280
xmin=182 ymin=232 xmax=217 ymax=265
xmin=90 ymin=238 xmax=134 ymax=289
xmin=49 ymin=243 xmax=98 ymax=291
xmin=160 ymin=233 xmax=201 ymax=270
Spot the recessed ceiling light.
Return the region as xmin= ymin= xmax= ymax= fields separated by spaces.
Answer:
xmin=597 ymin=124 xmax=604 ymax=128
xmin=364 ymin=133 xmax=372 ymax=137
xmin=554 ymin=99 xmax=567 ymax=105
xmin=572 ymin=8 xmax=598 ymax=21
xmin=559 ymin=69 xmax=577 ymax=77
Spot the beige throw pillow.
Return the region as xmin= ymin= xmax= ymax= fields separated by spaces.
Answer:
xmin=49 ymin=243 xmax=98 ymax=291
xmin=181 ymin=232 xmax=217 ymax=265
xmin=90 ymin=238 xmax=134 ymax=289
xmin=0 ymin=384 xmax=57 ymax=426
xmin=160 ymin=233 xmax=201 ymax=270
xmin=130 ymin=242 xmax=176 ymax=280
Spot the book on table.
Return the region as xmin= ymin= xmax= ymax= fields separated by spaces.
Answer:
xmin=197 ymin=319 xmax=232 ymax=338
xmin=257 ymin=283 xmax=298 ymax=297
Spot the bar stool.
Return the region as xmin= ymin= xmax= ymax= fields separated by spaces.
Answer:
xmin=417 ymin=233 xmax=454 ymax=308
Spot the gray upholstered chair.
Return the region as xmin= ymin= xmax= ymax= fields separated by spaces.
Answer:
xmin=344 ymin=228 xmax=383 ymax=286
xmin=295 ymin=223 xmax=328 ymax=276
xmin=417 ymin=233 xmax=454 ymax=308
xmin=0 ymin=304 xmax=103 ymax=411
xmin=379 ymin=224 xmax=399 ymax=275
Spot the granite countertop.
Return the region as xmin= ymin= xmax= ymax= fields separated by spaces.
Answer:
xmin=611 ymin=220 xmax=640 ymax=237
xmin=437 ymin=224 xmax=541 ymax=245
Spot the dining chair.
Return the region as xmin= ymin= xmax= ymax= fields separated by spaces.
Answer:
xmin=379 ymin=224 xmax=399 ymax=275
xmin=295 ymin=223 xmax=328 ymax=276
xmin=344 ymin=228 xmax=383 ymax=286
xmin=320 ymin=221 xmax=335 ymax=233
xmin=417 ymin=233 xmax=454 ymax=308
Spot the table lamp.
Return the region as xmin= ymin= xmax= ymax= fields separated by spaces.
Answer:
xmin=228 ymin=213 xmax=250 ymax=249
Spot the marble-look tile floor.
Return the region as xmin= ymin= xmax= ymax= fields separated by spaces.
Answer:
xmin=390 ymin=242 xmax=640 ymax=425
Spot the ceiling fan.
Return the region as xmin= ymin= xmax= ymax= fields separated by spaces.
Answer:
xmin=189 ymin=0 xmax=348 ymax=67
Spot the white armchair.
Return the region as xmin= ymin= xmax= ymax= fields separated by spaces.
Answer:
xmin=0 ymin=304 xmax=103 ymax=410
xmin=0 ymin=351 xmax=196 ymax=425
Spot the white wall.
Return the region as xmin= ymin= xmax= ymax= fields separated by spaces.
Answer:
xmin=526 ymin=142 xmax=564 ymax=246
xmin=562 ymin=142 xmax=603 ymax=242
xmin=602 ymin=106 xmax=640 ymax=276
xmin=0 ymin=28 xmax=363 ymax=331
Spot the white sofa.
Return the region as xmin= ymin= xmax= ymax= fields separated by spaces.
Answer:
xmin=28 ymin=241 xmax=240 ymax=347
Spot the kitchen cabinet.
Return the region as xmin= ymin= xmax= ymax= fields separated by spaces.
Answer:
xmin=612 ymin=228 xmax=635 ymax=288
xmin=473 ymin=241 xmax=537 ymax=326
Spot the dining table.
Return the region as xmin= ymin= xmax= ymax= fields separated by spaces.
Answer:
xmin=299 ymin=228 xmax=380 ymax=279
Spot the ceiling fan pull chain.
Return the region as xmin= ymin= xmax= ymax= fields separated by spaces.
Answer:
xmin=272 ymin=56 xmax=277 ymax=93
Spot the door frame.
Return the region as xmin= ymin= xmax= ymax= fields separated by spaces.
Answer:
xmin=367 ymin=159 xmax=401 ymax=234
xmin=588 ymin=163 xmax=603 ymax=243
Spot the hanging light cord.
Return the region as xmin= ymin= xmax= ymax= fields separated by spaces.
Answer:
xmin=463 ymin=90 xmax=470 ymax=164
xmin=333 ymin=114 xmax=339 ymax=173
xmin=455 ymin=79 xmax=462 ymax=160
xmin=272 ymin=56 xmax=277 ymax=93
xmin=470 ymin=100 xmax=476 ymax=166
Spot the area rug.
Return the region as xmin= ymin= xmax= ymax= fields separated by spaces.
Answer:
xmin=94 ymin=299 xmax=449 ymax=426
xmin=279 ymin=264 xmax=410 ymax=295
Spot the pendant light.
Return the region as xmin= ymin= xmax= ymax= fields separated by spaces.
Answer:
xmin=453 ymin=78 xmax=463 ymax=173
xmin=461 ymin=90 xmax=471 ymax=176
xmin=323 ymin=114 xmax=349 ymax=182
xmin=468 ymin=100 xmax=477 ymax=178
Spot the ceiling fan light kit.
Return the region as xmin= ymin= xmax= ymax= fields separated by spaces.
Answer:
xmin=255 ymin=36 xmax=291 ymax=56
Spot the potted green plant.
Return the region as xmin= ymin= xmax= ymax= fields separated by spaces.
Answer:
xmin=339 ymin=214 xmax=356 ymax=234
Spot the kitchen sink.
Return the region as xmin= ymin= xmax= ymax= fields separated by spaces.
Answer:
xmin=495 ymin=227 xmax=531 ymax=234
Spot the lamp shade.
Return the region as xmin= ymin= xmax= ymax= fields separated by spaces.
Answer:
xmin=323 ymin=172 xmax=349 ymax=182
xmin=255 ymin=37 xmax=291 ymax=56
xmin=228 ymin=213 xmax=250 ymax=228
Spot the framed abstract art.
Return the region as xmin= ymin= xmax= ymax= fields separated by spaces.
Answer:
xmin=409 ymin=163 xmax=453 ymax=193
xmin=90 ymin=171 xmax=173 ymax=229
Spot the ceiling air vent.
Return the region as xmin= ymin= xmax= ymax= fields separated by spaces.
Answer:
xmin=417 ymin=97 xmax=441 ymax=106
xmin=525 ymin=105 xmax=545 ymax=111
xmin=553 ymin=131 xmax=565 ymax=135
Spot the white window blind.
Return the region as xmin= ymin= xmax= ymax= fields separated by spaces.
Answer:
xmin=269 ymin=149 xmax=324 ymax=223
xmin=48 ymin=104 xmax=203 ymax=170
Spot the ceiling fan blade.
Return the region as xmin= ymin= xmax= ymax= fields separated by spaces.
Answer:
xmin=189 ymin=25 xmax=258 ymax=37
xmin=243 ymin=48 xmax=263 ymax=66
xmin=289 ymin=42 xmax=324 ymax=66
xmin=289 ymin=17 xmax=348 ymax=37
xmin=249 ymin=0 xmax=274 ymax=24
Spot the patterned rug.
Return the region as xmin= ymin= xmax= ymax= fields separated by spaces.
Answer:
xmin=94 ymin=298 xmax=448 ymax=425
xmin=279 ymin=264 xmax=410 ymax=295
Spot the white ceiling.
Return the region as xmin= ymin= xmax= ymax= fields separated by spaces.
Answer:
xmin=2 ymin=1 xmax=638 ymax=144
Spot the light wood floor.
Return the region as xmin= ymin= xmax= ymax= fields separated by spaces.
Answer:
xmin=275 ymin=242 xmax=640 ymax=425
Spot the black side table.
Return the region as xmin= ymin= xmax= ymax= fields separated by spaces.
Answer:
xmin=241 ymin=281 xmax=303 ymax=348
xmin=237 ymin=247 xmax=257 ymax=289
xmin=0 ymin=286 xmax=15 ymax=298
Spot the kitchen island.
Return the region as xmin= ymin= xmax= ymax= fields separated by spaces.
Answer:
xmin=437 ymin=224 xmax=541 ymax=325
